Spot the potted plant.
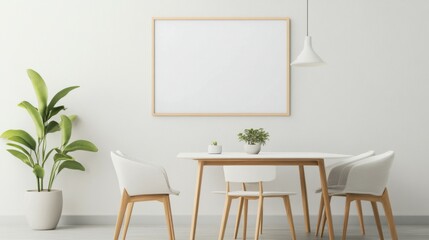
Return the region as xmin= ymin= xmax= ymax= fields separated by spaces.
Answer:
xmin=1 ymin=69 xmax=98 ymax=230
xmin=208 ymin=140 xmax=222 ymax=154
xmin=237 ymin=128 xmax=269 ymax=154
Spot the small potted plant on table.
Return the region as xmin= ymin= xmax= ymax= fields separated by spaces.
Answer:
xmin=238 ymin=128 xmax=269 ymax=154
xmin=208 ymin=140 xmax=222 ymax=154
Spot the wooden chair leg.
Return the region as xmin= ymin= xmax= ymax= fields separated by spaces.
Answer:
xmin=254 ymin=196 xmax=264 ymax=240
xmin=234 ymin=197 xmax=244 ymax=239
xmin=320 ymin=196 xmax=331 ymax=238
xmin=122 ymin=202 xmax=134 ymax=240
xmin=114 ymin=190 xmax=129 ymax=240
xmin=259 ymin=205 xmax=263 ymax=235
xmin=356 ymin=200 xmax=366 ymax=235
xmin=315 ymin=195 xmax=324 ymax=236
xmin=163 ymin=195 xmax=175 ymax=240
xmin=371 ymin=201 xmax=384 ymax=240
xmin=342 ymin=196 xmax=352 ymax=240
xmin=381 ymin=190 xmax=398 ymax=240
xmin=320 ymin=211 xmax=327 ymax=237
xmin=243 ymin=199 xmax=248 ymax=240
xmin=218 ymin=196 xmax=233 ymax=240
xmin=283 ymin=196 xmax=297 ymax=240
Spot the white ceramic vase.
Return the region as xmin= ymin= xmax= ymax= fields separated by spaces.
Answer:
xmin=208 ymin=145 xmax=222 ymax=154
xmin=26 ymin=190 xmax=63 ymax=230
xmin=244 ymin=143 xmax=261 ymax=154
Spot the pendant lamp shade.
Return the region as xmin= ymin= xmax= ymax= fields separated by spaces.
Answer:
xmin=291 ymin=36 xmax=324 ymax=66
xmin=291 ymin=0 xmax=325 ymax=67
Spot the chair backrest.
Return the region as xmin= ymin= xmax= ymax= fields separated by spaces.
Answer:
xmin=328 ymin=150 xmax=375 ymax=186
xmin=342 ymin=151 xmax=394 ymax=196
xmin=111 ymin=151 xmax=172 ymax=196
xmin=223 ymin=166 xmax=276 ymax=183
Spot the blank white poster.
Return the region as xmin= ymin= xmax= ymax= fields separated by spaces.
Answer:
xmin=153 ymin=18 xmax=290 ymax=116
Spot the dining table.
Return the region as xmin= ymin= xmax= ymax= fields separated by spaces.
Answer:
xmin=177 ymin=152 xmax=350 ymax=240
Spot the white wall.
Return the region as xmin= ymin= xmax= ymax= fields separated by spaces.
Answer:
xmin=1 ymin=0 xmax=428 ymax=218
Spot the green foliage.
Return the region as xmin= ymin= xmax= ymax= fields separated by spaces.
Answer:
xmin=48 ymin=86 xmax=79 ymax=111
xmin=63 ymin=140 xmax=98 ymax=153
xmin=33 ymin=164 xmax=45 ymax=179
xmin=27 ymin=69 xmax=48 ymax=116
xmin=60 ymin=115 xmax=72 ymax=147
xmin=1 ymin=130 xmax=36 ymax=150
xmin=237 ymin=128 xmax=270 ymax=145
xmin=7 ymin=149 xmax=32 ymax=167
xmin=211 ymin=141 xmax=218 ymax=146
xmin=18 ymin=101 xmax=44 ymax=139
xmin=58 ymin=161 xmax=85 ymax=174
xmin=0 ymin=69 xmax=98 ymax=192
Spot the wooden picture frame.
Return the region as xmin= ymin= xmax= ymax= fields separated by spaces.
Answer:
xmin=152 ymin=17 xmax=290 ymax=116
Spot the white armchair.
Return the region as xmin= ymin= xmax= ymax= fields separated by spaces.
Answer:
xmin=111 ymin=151 xmax=179 ymax=240
xmin=324 ymin=151 xmax=397 ymax=240
xmin=315 ymin=150 xmax=375 ymax=236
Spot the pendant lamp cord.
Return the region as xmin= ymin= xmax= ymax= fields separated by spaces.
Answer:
xmin=306 ymin=0 xmax=309 ymax=36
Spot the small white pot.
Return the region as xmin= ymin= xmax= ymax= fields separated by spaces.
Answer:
xmin=244 ymin=143 xmax=261 ymax=154
xmin=26 ymin=190 xmax=63 ymax=230
xmin=208 ymin=145 xmax=222 ymax=154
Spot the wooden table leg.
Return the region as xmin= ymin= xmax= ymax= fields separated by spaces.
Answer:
xmin=190 ymin=161 xmax=204 ymax=240
xmin=299 ymin=165 xmax=311 ymax=233
xmin=318 ymin=160 xmax=335 ymax=240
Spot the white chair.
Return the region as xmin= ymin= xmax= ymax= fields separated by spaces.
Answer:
xmin=322 ymin=151 xmax=397 ymax=240
xmin=111 ymin=151 xmax=179 ymax=240
xmin=315 ymin=150 xmax=375 ymax=236
xmin=217 ymin=166 xmax=296 ymax=240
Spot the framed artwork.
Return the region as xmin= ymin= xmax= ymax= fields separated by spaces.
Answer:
xmin=152 ymin=17 xmax=290 ymax=116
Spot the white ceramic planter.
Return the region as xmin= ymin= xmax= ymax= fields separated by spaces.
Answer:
xmin=26 ymin=190 xmax=63 ymax=230
xmin=244 ymin=143 xmax=261 ymax=154
xmin=208 ymin=145 xmax=222 ymax=154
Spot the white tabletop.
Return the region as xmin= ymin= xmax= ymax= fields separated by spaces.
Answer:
xmin=177 ymin=152 xmax=350 ymax=159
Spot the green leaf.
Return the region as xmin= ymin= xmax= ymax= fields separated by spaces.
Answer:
xmin=27 ymin=69 xmax=48 ymax=116
xmin=48 ymin=86 xmax=79 ymax=111
xmin=1 ymin=129 xmax=36 ymax=150
xmin=53 ymin=153 xmax=74 ymax=162
xmin=58 ymin=160 xmax=85 ymax=173
xmin=43 ymin=148 xmax=55 ymax=166
xmin=18 ymin=101 xmax=44 ymax=139
xmin=7 ymin=143 xmax=31 ymax=157
xmin=33 ymin=164 xmax=44 ymax=178
xmin=8 ymin=136 xmax=34 ymax=150
xmin=68 ymin=115 xmax=77 ymax=122
xmin=64 ymin=140 xmax=98 ymax=153
xmin=6 ymin=149 xmax=32 ymax=167
xmin=60 ymin=115 xmax=72 ymax=146
xmin=48 ymin=106 xmax=65 ymax=120
xmin=46 ymin=121 xmax=61 ymax=133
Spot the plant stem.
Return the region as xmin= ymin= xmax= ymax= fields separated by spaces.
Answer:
xmin=37 ymin=178 xmax=41 ymax=192
xmin=36 ymin=139 xmax=41 ymax=165
xmin=41 ymin=137 xmax=46 ymax=166
xmin=36 ymin=177 xmax=39 ymax=192
xmin=48 ymin=163 xmax=55 ymax=191
xmin=48 ymin=161 xmax=60 ymax=191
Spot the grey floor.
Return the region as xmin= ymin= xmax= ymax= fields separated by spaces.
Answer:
xmin=0 ymin=223 xmax=428 ymax=240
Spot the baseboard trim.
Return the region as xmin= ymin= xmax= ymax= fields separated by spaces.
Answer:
xmin=1 ymin=215 xmax=428 ymax=226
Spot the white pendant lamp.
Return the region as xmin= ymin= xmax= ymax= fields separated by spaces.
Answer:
xmin=291 ymin=0 xmax=325 ymax=66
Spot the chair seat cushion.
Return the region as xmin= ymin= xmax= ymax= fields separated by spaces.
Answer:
xmin=213 ymin=190 xmax=295 ymax=197
xmin=314 ymin=185 xmax=345 ymax=194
